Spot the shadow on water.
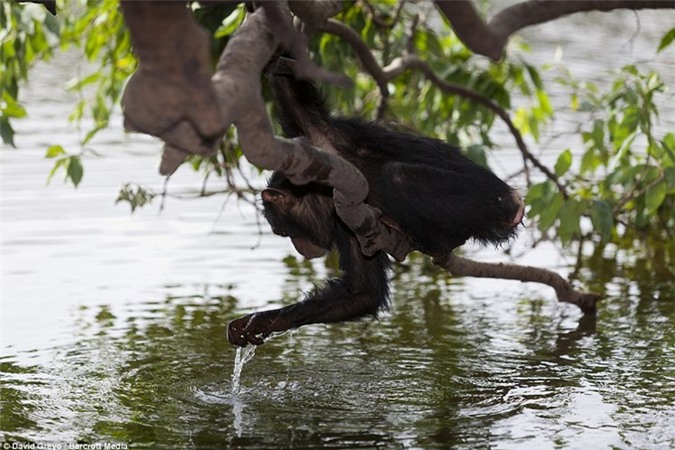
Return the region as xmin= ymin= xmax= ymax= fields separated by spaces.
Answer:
xmin=2 ymin=248 xmax=674 ymax=449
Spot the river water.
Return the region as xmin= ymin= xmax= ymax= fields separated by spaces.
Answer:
xmin=1 ymin=8 xmax=674 ymax=450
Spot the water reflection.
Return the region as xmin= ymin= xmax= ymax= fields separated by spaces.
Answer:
xmin=3 ymin=252 xmax=673 ymax=448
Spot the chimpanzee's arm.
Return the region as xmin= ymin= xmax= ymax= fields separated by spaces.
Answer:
xmin=227 ymin=227 xmax=390 ymax=346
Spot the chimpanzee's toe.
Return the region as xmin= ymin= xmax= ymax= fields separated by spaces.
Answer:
xmin=227 ymin=315 xmax=264 ymax=346
xmin=227 ymin=317 xmax=250 ymax=347
xmin=228 ymin=311 xmax=287 ymax=346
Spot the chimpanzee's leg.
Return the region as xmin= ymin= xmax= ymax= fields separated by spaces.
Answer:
xmin=227 ymin=226 xmax=390 ymax=346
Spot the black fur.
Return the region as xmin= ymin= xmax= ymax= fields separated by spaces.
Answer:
xmin=226 ymin=70 xmax=523 ymax=347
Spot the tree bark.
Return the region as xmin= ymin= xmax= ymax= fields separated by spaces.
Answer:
xmin=210 ymin=6 xmax=412 ymax=261
xmin=435 ymin=0 xmax=675 ymax=60
xmin=435 ymin=254 xmax=602 ymax=314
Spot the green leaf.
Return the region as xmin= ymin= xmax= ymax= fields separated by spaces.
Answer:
xmin=536 ymin=89 xmax=553 ymax=116
xmin=554 ymin=149 xmax=573 ymax=177
xmin=590 ymin=200 xmax=614 ymax=242
xmin=525 ymin=64 xmax=544 ymax=90
xmin=665 ymin=167 xmax=675 ymax=192
xmin=527 ymin=112 xmax=540 ymax=142
xmin=214 ymin=5 xmax=245 ymax=38
xmin=464 ymin=145 xmax=488 ymax=167
xmin=65 ymin=72 xmax=101 ymax=91
xmin=558 ymin=199 xmax=584 ymax=244
xmin=47 ymin=158 xmax=66 ymax=184
xmin=590 ymin=119 xmax=605 ymax=148
xmin=645 ymin=179 xmax=667 ymax=213
xmin=45 ymin=144 xmax=66 ymax=158
xmin=82 ymin=123 xmax=107 ymax=145
xmin=67 ymin=156 xmax=84 ymax=187
xmin=1 ymin=94 xmax=27 ymax=118
xmin=0 ymin=117 xmax=15 ymax=147
xmin=657 ymin=27 xmax=675 ymax=53
xmin=538 ymin=192 xmax=564 ymax=231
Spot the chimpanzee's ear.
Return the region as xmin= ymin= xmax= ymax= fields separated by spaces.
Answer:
xmin=262 ymin=188 xmax=290 ymax=205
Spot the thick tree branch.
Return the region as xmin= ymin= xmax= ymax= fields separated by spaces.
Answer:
xmin=120 ymin=1 xmax=227 ymax=168
xmin=435 ymin=0 xmax=675 ymax=61
xmin=434 ymin=1 xmax=504 ymax=60
xmin=211 ymin=6 xmax=411 ymax=261
xmin=259 ymin=2 xmax=351 ymax=87
xmin=288 ymin=0 xmax=343 ymax=25
xmin=435 ymin=254 xmax=602 ymax=314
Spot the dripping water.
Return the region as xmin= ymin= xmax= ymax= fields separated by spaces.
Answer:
xmin=231 ymin=345 xmax=256 ymax=394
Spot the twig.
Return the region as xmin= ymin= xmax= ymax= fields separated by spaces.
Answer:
xmin=434 ymin=254 xmax=602 ymax=314
xmin=318 ymin=19 xmax=566 ymax=195
xmin=383 ymin=55 xmax=567 ymax=196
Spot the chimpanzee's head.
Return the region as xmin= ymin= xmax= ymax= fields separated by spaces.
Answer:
xmin=261 ymin=173 xmax=336 ymax=259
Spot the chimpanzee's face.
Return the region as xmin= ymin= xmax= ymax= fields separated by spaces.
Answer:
xmin=262 ymin=175 xmax=336 ymax=259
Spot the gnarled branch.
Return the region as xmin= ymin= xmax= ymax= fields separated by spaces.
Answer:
xmin=210 ymin=6 xmax=411 ymax=261
xmin=435 ymin=0 xmax=675 ymax=61
xmin=434 ymin=254 xmax=602 ymax=314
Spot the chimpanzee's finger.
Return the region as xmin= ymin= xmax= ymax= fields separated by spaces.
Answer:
xmin=245 ymin=333 xmax=265 ymax=346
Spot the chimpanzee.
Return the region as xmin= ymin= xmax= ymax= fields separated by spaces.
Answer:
xmin=227 ymin=66 xmax=524 ymax=347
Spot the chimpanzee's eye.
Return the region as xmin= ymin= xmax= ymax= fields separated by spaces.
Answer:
xmin=497 ymin=196 xmax=503 ymax=203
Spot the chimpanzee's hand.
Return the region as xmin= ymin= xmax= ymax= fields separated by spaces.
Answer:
xmin=227 ymin=310 xmax=292 ymax=347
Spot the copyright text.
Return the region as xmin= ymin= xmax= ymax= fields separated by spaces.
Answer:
xmin=1 ymin=443 xmax=128 ymax=450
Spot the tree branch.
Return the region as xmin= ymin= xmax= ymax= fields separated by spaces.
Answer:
xmin=288 ymin=0 xmax=343 ymax=26
xmin=434 ymin=254 xmax=602 ymax=314
xmin=211 ymin=6 xmax=411 ymax=261
xmin=435 ymin=0 xmax=675 ymax=61
xmin=317 ymin=19 xmax=390 ymax=108
xmin=314 ymin=17 xmax=564 ymax=193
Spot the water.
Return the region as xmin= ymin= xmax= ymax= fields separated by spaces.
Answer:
xmin=232 ymin=346 xmax=256 ymax=395
xmin=2 ymin=10 xmax=674 ymax=450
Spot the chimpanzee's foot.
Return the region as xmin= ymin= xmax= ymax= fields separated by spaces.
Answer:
xmin=227 ymin=310 xmax=293 ymax=347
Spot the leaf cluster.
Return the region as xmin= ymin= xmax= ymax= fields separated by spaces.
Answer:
xmin=2 ymin=0 xmax=134 ymax=186
xmin=527 ymin=65 xmax=674 ymax=246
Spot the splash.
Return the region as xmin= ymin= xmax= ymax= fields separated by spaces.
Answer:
xmin=231 ymin=345 xmax=256 ymax=394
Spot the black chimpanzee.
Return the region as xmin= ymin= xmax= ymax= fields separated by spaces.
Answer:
xmin=227 ymin=67 xmax=524 ymax=347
